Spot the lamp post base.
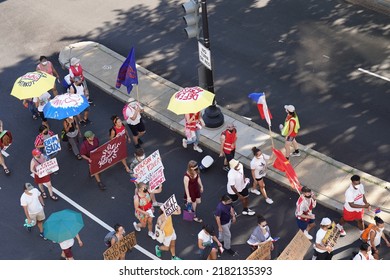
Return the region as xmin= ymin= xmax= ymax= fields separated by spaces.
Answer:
xmin=202 ymin=105 xmax=224 ymax=128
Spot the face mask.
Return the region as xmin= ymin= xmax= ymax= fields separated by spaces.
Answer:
xmin=122 ymin=230 xmax=126 ymax=235
xmin=41 ymin=61 xmax=48 ymax=65
xmin=228 ymin=129 xmax=233 ymax=132
xmin=260 ymin=225 xmax=269 ymax=230
xmin=138 ymin=155 xmax=145 ymax=161
xmin=304 ymin=195 xmax=311 ymax=199
xmin=43 ymin=131 xmax=48 ymax=135
xmin=379 ymin=227 xmax=384 ymax=233
xmin=76 ymin=63 xmax=80 ymax=67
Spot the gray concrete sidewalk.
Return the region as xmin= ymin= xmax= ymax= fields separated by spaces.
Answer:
xmin=59 ymin=41 xmax=390 ymax=232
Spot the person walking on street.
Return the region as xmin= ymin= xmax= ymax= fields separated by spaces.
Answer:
xmin=36 ymin=56 xmax=60 ymax=96
xmin=63 ymin=116 xmax=82 ymax=160
xmin=69 ymin=76 xmax=91 ymax=126
xmin=109 ymin=224 xmax=126 ymax=260
xmin=59 ymin=234 xmax=83 ymax=260
xmin=353 ymin=242 xmax=375 ymax=260
xmin=30 ymin=149 xmax=58 ymax=201
xmin=250 ymin=147 xmax=273 ymax=204
xmin=295 ymin=186 xmax=316 ymax=240
xmin=109 ymin=115 xmax=131 ymax=173
xmin=214 ymin=194 xmax=237 ymax=256
xmin=198 ymin=224 xmax=223 ymax=260
xmin=155 ymin=207 xmax=182 ymax=260
xmin=133 ymin=183 xmax=156 ymax=240
xmin=123 ymin=98 xmax=146 ymax=148
xmin=183 ymin=160 xmax=205 ymax=223
xmin=182 ymin=111 xmax=204 ymax=153
xmin=336 ymin=175 xmax=371 ymax=237
xmin=0 ymin=120 xmax=11 ymax=175
xmin=313 ymin=217 xmax=334 ymax=260
xmin=129 ymin=148 xmax=162 ymax=207
xmin=247 ymin=215 xmax=274 ymax=259
xmin=361 ymin=216 xmax=390 ymax=260
xmin=227 ymin=159 xmax=255 ymax=216
xmin=20 ymin=183 xmax=46 ymax=239
xmin=219 ymin=123 xmax=237 ymax=171
xmin=79 ymin=130 xmax=106 ymax=190
xmin=33 ymin=91 xmax=51 ymax=129
xmin=34 ymin=125 xmax=54 ymax=155
xmin=280 ymin=105 xmax=300 ymax=160
xmin=22 ymin=98 xmax=39 ymax=120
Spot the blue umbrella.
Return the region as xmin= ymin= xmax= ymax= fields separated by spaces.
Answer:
xmin=43 ymin=209 xmax=84 ymax=243
xmin=43 ymin=93 xmax=89 ymax=120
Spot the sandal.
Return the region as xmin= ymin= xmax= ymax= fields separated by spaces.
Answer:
xmin=76 ymin=154 xmax=82 ymax=160
xmin=4 ymin=168 xmax=10 ymax=175
xmin=41 ymin=192 xmax=47 ymax=199
xmin=50 ymin=194 xmax=59 ymax=201
xmin=193 ymin=217 xmax=203 ymax=223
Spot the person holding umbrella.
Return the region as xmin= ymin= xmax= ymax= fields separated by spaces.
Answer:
xmin=182 ymin=111 xmax=204 ymax=153
xmin=59 ymin=234 xmax=83 ymax=260
xmin=33 ymin=91 xmax=52 ymax=129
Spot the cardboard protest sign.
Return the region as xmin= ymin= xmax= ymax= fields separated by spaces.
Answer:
xmin=149 ymin=167 xmax=166 ymax=192
xmin=161 ymin=194 xmax=179 ymax=217
xmin=44 ymin=134 xmax=61 ymax=156
xmin=246 ymin=240 xmax=272 ymax=260
xmin=103 ymin=231 xmax=137 ymax=260
xmin=322 ymin=222 xmax=340 ymax=248
xmin=133 ymin=150 xmax=163 ymax=183
xmin=277 ymin=230 xmax=312 ymax=260
xmin=36 ymin=158 xmax=59 ymax=178
xmin=89 ymin=134 xmax=127 ymax=176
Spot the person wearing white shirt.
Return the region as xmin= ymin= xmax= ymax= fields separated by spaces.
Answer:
xmin=336 ymin=175 xmax=370 ymax=237
xmin=250 ymin=147 xmax=273 ymax=204
xmin=123 ymin=98 xmax=146 ymax=148
xmin=313 ymin=217 xmax=334 ymax=260
xmin=33 ymin=91 xmax=51 ymax=129
xmin=353 ymin=243 xmax=375 ymax=260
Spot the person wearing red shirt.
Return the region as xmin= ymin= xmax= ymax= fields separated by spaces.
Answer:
xmin=182 ymin=112 xmax=204 ymax=153
xmin=219 ymin=123 xmax=237 ymax=171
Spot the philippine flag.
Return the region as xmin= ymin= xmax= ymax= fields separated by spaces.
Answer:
xmin=248 ymin=92 xmax=272 ymax=127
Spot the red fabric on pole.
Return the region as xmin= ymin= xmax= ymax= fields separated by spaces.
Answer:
xmin=272 ymin=148 xmax=302 ymax=192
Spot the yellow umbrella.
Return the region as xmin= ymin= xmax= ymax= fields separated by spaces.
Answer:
xmin=10 ymin=71 xmax=56 ymax=100
xmin=167 ymin=86 xmax=215 ymax=115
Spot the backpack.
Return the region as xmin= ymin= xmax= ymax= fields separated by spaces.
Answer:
xmin=104 ymin=231 xmax=118 ymax=247
xmin=360 ymin=223 xmax=376 ymax=241
xmin=122 ymin=104 xmax=130 ymax=121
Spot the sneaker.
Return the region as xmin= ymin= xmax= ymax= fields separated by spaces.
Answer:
xmin=291 ymin=150 xmax=301 ymax=157
xmin=32 ymin=115 xmax=38 ymax=120
xmin=242 ymin=210 xmax=248 ymax=215
xmin=222 ymin=166 xmax=230 ymax=172
xmin=171 ymin=256 xmax=182 ymax=260
xmin=247 ymin=209 xmax=256 ymax=216
xmin=152 ymin=201 xmax=163 ymax=207
xmin=155 ymin=245 xmax=162 ymax=257
xmin=250 ymin=188 xmax=261 ymax=195
xmin=182 ymin=139 xmax=187 ymax=148
xmin=265 ymin=198 xmax=274 ymax=204
xmin=133 ymin=222 xmax=141 ymax=232
xmin=225 ymin=249 xmax=237 ymax=256
xmin=193 ymin=145 xmax=203 ymax=153
xmin=79 ymin=120 xmax=86 ymax=125
xmin=39 ymin=232 xmax=47 ymax=240
xmin=336 ymin=224 xmax=347 ymax=236
xmin=304 ymin=230 xmax=313 ymax=240
xmin=148 ymin=231 xmax=156 ymax=240
xmin=97 ymin=182 xmax=106 ymax=190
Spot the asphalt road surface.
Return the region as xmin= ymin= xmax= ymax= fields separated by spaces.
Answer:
xmin=1 ymin=76 xmax=389 ymax=260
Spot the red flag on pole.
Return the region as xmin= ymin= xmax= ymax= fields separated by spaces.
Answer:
xmin=272 ymin=148 xmax=302 ymax=192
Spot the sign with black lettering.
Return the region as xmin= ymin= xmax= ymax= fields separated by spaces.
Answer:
xmin=103 ymin=231 xmax=137 ymax=260
xmin=198 ymin=42 xmax=212 ymax=70
xmin=161 ymin=194 xmax=179 ymax=217
xmin=246 ymin=240 xmax=272 ymax=260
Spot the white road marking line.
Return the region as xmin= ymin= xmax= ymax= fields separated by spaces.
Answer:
xmin=52 ymin=187 xmax=160 ymax=260
xmin=358 ymin=68 xmax=390 ymax=82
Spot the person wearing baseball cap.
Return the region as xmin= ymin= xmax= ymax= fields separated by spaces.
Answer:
xmin=79 ymin=131 xmax=106 ymax=190
xmin=219 ymin=123 xmax=237 ymax=172
xmin=279 ymin=104 xmax=301 ymax=160
xmin=313 ymin=217 xmax=334 ymax=260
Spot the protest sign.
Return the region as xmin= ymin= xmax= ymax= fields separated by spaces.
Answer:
xmin=322 ymin=222 xmax=340 ymax=248
xmin=103 ymin=231 xmax=137 ymax=260
xmin=149 ymin=167 xmax=166 ymax=192
xmin=36 ymin=158 xmax=59 ymax=178
xmin=89 ymin=134 xmax=127 ymax=176
xmin=277 ymin=230 xmax=312 ymax=260
xmin=133 ymin=150 xmax=163 ymax=183
xmin=44 ymin=134 xmax=61 ymax=156
xmin=161 ymin=194 xmax=179 ymax=217
xmin=246 ymin=240 xmax=272 ymax=260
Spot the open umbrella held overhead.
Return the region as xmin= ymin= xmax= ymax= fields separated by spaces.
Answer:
xmin=43 ymin=93 xmax=89 ymax=120
xmin=167 ymin=86 xmax=215 ymax=115
xmin=43 ymin=209 xmax=84 ymax=243
xmin=10 ymin=71 xmax=56 ymax=100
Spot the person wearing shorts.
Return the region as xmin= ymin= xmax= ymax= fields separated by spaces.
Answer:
xmin=155 ymin=207 xmax=182 ymax=260
xmin=336 ymin=175 xmax=371 ymax=237
xmin=124 ymin=98 xmax=146 ymax=148
xmin=295 ymin=186 xmax=316 ymax=240
xmin=33 ymin=91 xmax=51 ymax=129
xmin=59 ymin=234 xmax=83 ymax=260
xmin=227 ymin=159 xmax=255 ymax=216
xmin=250 ymin=146 xmax=273 ymax=204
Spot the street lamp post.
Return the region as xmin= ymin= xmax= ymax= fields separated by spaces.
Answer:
xmin=199 ymin=0 xmax=224 ymax=128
